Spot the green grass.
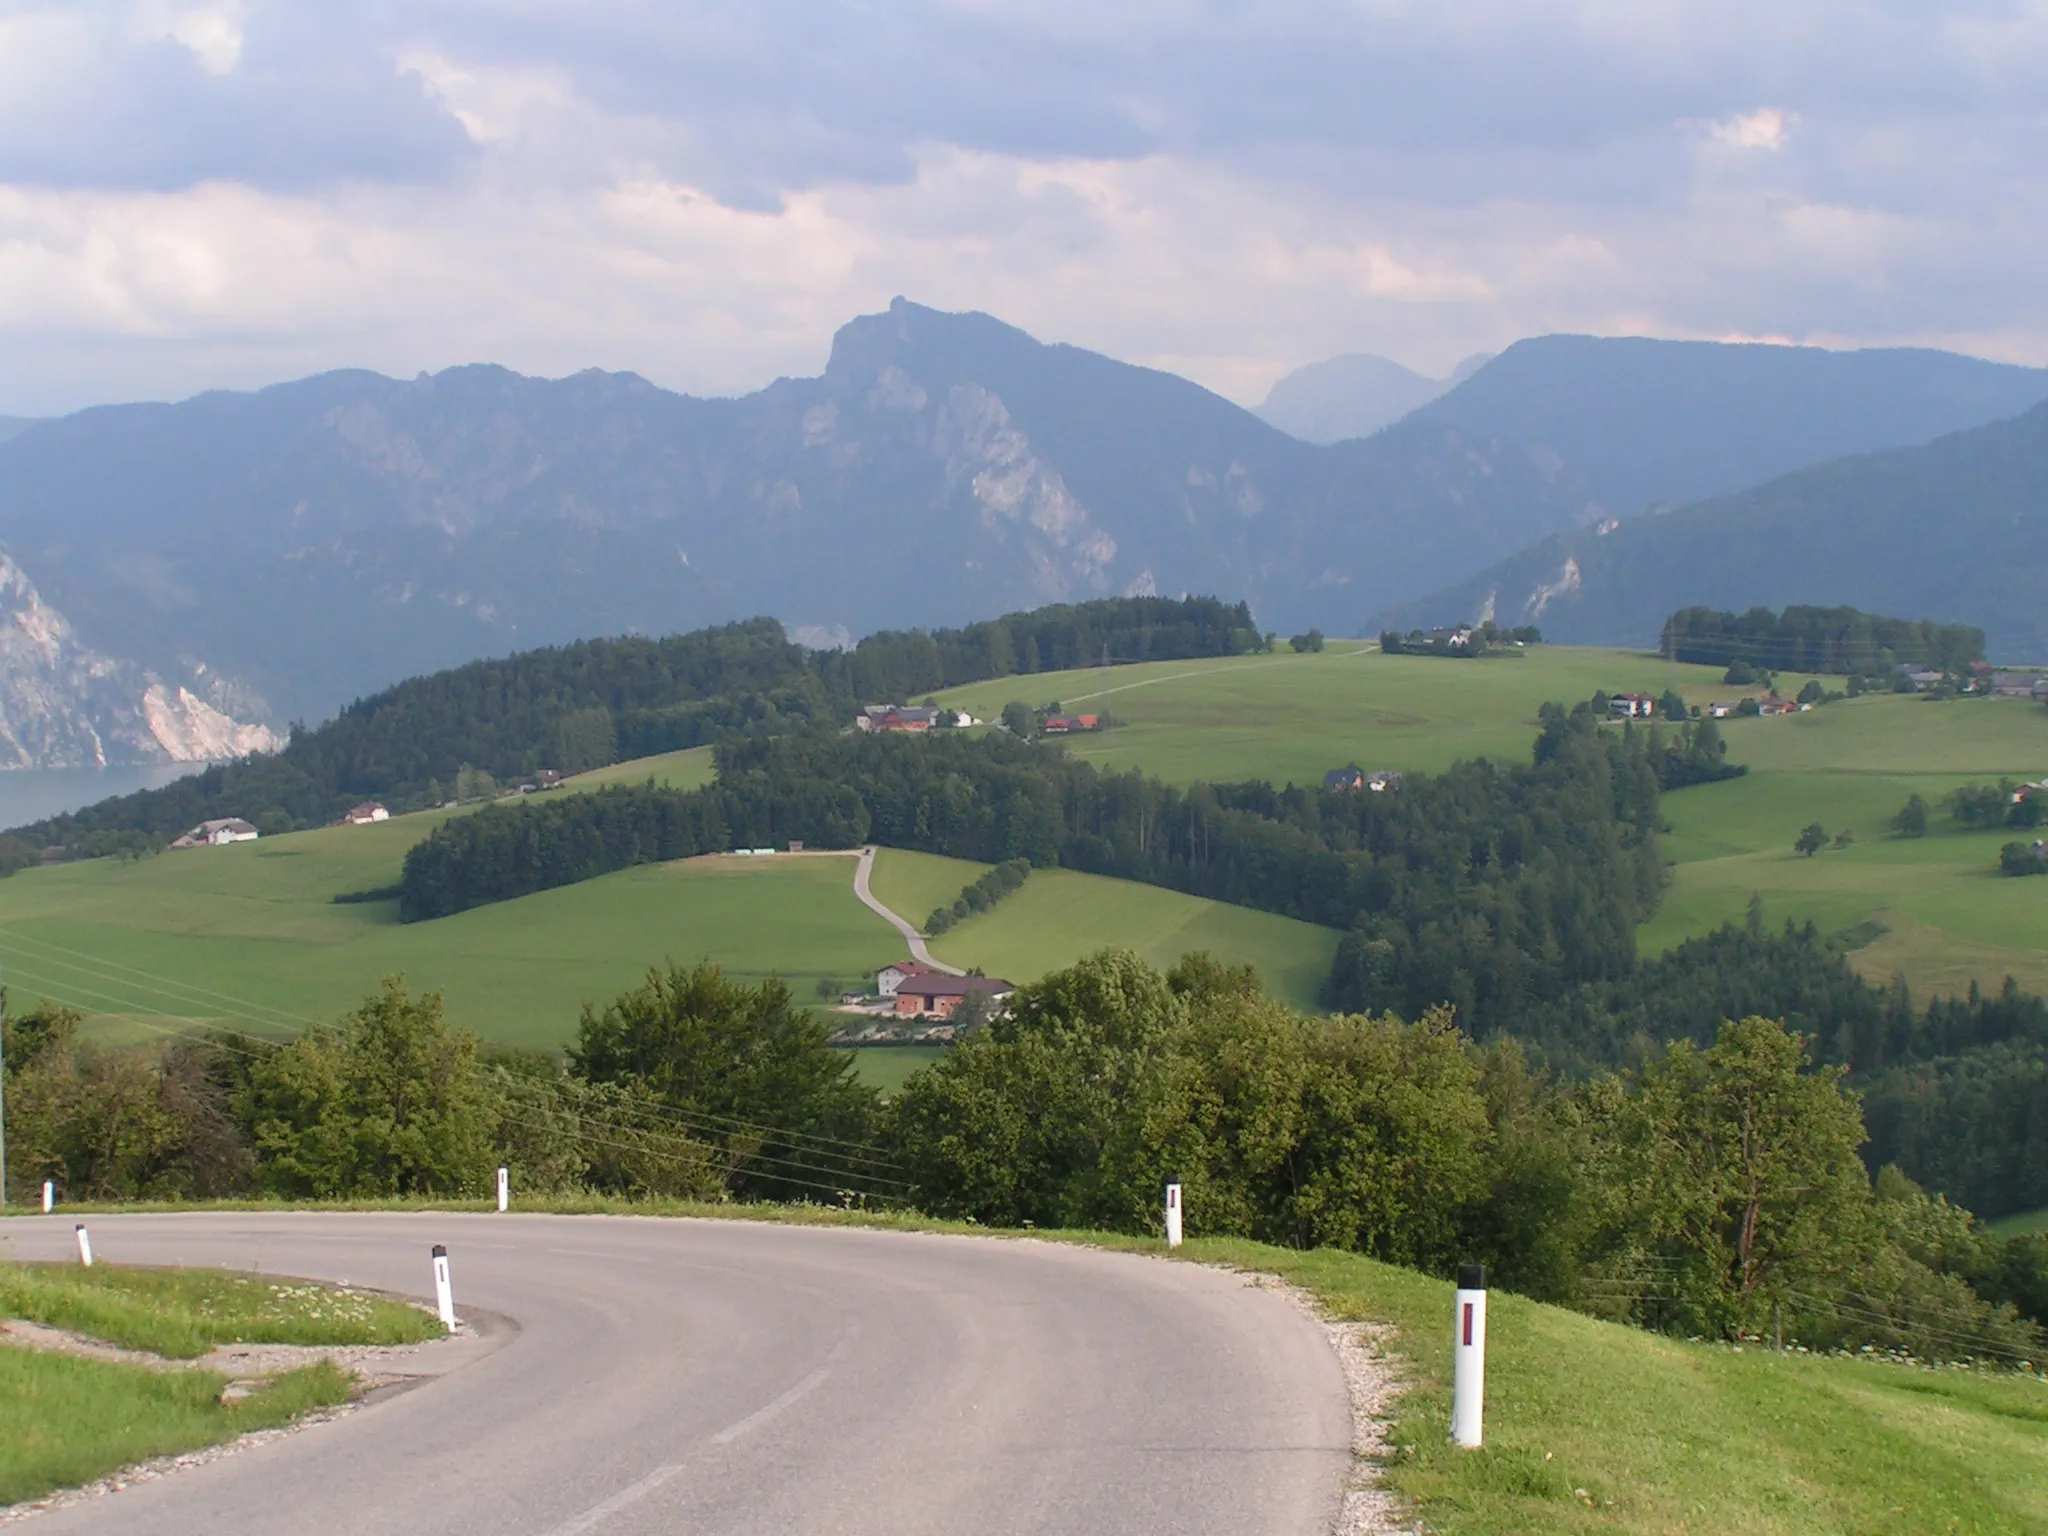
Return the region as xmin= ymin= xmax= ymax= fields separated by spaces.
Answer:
xmin=1645 ymin=693 xmax=2048 ymax=996
xmin=0 ymin=1263 xmax=440 ymax=1358
xmin=934 ymin=642 xmax=1739 ymax=787
xmin=844 ymin=1045 xmax=946 ymax=1095
xmin=1090 ymin=1233 xmax=2048 ymax=1535
xmin=558 ymin=746 xmax=716 ymax=794
xmin=0 ymin=839 xmax=909 ymax=1052
xmin=0 ymin=1350 xmax=352 ymax=1506
xmin=1989 ymin=1208 xmax=2048 ymax=1239
xmin=869 ymin=848 xmax=1342 ymax=1011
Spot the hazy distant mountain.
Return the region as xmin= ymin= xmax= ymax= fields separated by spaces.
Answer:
xmin=0 ymin=418 xmax=35 ymax=445
xmin=1407 ymin=335 xmax=2048 ymax=520
xmin=1255 ymin=352 xmax=1490 ymax=443
xmin=1376 ymin=401 xmax=2048 ymax=661
xmin=0 ymin=300 xmax=1600 ymax=738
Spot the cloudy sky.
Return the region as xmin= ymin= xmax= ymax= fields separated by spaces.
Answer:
xmin=1 ymin=0 xmax=2043 ymax=416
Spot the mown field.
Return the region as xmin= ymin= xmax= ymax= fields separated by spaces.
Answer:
xmin=0 ymin=780 xmax=1341 ymax=1060
xmin=932 ymin=641 xmax=1739 ymax=785
xmin=934 ymin=643 xmax=2048 ymax=1000
xmin=870 ymin=848 xmax=1340 ymax=1011
xmin=1647 ymin=693 xmax=2048 ymax=996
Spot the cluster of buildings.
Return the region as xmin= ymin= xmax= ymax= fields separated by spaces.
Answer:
xmin=1323 ymin=766 xmax=1402 ymax=792
xmin=827 ymin=962 xmax=1017 ymax=1048
xmin=855 ymin=704 xmax=976 ymax=732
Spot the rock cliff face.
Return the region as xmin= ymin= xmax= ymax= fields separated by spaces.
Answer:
xmin=0 ymin=551 xmax=278 ymax=769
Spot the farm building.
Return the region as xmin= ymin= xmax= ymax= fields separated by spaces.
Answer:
xmin=170 ymin=818 xmax=260 ymax=849
xmin=892 ymin=974 xmax=1015 ymax=1018
xmin=1608 ymin=692 xmax=1657 ymax=720
xmin=875 ymin=962 xmax=935 ymax=997
xmin=345 ymin=802 xmax=390 ymax=824
xmin=856 ymin=705 xmax=941 ymax=733
xmin=1042 ymin=713 xmax=1100 ymax=734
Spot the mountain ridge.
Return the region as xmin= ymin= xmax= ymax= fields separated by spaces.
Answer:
xmin=1375 ymin=400 xmax=2048 ymax=661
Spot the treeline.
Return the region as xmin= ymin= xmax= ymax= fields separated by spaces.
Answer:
xmin=10 ymin=596 xmax=1258 ymax=854
xmin=926 ymin=859 xmax=1031 ymax=936
xmin=1 ymin=966 xmax=882 ymax=1208
xmin=13 ymin=951 xmax=2045 ymax=1367
xmin=1660 ymin=604 xmax=1985 ymax=675
xmin=890 ymin=950 xmax=2045 ymax=1363
xmin=402 ymin=708 xmax=1666 ymax=1042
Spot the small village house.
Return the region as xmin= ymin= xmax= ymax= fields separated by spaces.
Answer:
xmin=1608 ymin=692 xmax=1657 ymax=720
xmin=875 ymin=962 xmax=934 ymax=997
xmin=344 ymin=802 xmax=390 ymax=825
xmin=892 ymin=974 xmax=1014 ymax=1018
xmin=170 ymin=818 xmax=260 ymax=849
xmin=856 ymin=705 xmax=941 ymax=733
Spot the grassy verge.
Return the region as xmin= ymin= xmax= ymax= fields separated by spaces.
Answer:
xmin=0 ymin=1351 xmax=351 ymax=1506
xmin=0 ymin=1263 xmax=442 ymax=1358
xmin=8 ymin=1204 xmax=2044 ymax=1530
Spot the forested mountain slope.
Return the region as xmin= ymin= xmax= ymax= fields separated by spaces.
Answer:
xmin=1377 ymin=401 xmax=2048 ymax=660
xmin=1406 ymin=334 xmax=2048 ymax=520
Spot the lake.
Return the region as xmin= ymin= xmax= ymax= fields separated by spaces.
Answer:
xmin=0 ymin=763 xmax=206 ymax=833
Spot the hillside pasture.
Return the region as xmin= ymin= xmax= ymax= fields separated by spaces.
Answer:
xmin=934 ymin=643 xmax=1736 ymax=786
xmin=1646 ymin=692 xmax=2048 ymax=996
xmin=869 ymin=849 xmax=1341 ymax=1012
xmin=0 ymin=833 xmax=904 ymax=1052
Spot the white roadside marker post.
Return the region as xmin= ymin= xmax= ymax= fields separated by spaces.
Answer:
xmin=1164 ymin=1180 xmax=1184 ymax=1250
xmin=75 ymin=1224 xmax=93 ymax=1267
xmin=42 ymin=1180 xmax=53 ymax=1214
xmin=431 ymin=1243 xmax=457 ymax=1329
xmin=1451 ymin=1263 xmax=1487 ymax=1448
xmin=497 ymin=1165 xmax=510 ymax=1213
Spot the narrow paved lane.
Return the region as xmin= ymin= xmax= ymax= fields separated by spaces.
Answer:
xmin=851 ymin=844 xmax=965 ymax=974
xmin=6 ymin=1214 xmax=1349 ymax=1536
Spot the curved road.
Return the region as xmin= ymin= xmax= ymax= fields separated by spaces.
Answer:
xmin=6 ymin=1213 xmax=1350 ymax=1535
xmin=851 ymin=845 xmax=965 ymax=975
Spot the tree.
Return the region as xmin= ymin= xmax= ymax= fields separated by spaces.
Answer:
xmin=1289 ymin=629 xmax=1326 ymax=654
xmin=1797 ymin=680 xmax=1825 ymax=705
xmin=1659 ymin=689 xmax=1688 ymax=722
xmin=1831 ymin=830 xmax=1855 ymax=851
xmin=815 ymin=976 xmax=840 ymax=999
xmin=1795 ymin=823 xmax=1827 ymax=857
xmin=1724 ymin=660 xmax=1758 ymax=685
xmin=1584 ymin=1016 xmax=1873 ymax=1338
xmin=1889 ymin=794 xmax=1929 ymax=838
xmin=1001 ymin=701 xmax=1034 ymax=736
xmin=237 ymin=980 xmax=498 ymax=1199
xmin=570 ymin=960 xmax=879 ymax=1199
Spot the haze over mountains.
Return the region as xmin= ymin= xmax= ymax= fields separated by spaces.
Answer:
xmin=2 ymin=299 xmax=2046 ymax=767
xmin=1379 ymin=400 xmax=2048 ymax=662
xmin=1254 ymin=352 xmax=1490 ymax=443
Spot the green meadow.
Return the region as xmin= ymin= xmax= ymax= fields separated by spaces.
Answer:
xmin=869 ymin=848 xmax=1340 ymax=1011
xmin=0 ymin=786 xmax=1340 ymax=1056
xmin=933 ymin=641 xmax=1736 ymax=786
xmin=1646 ymin=693 xmax=2048 ymax=996
xmin=932 ymin=643 xmax=2047 ymax=1000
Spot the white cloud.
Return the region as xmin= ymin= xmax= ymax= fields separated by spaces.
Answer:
xmin=0 ymin=2 xmax=2042 ymax=414
xmin=1704 ymin=107 xmax=1799 ymax=152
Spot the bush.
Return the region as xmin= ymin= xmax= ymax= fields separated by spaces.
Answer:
xmin=1723 ymin=660 xmax=1758 ymax=685
xmin=1890 ymin=794 xmax=1929 ymax=838
xmin=1289 ymin=629 xmax=1326 ymax=653
xmin=1999 ymin=841 xmax=2048 ymax=877
xmin=925 ymin=858 xmax=1031 ymax=935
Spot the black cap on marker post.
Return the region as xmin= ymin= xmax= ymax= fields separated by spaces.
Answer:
xmin=1457 ymin=1263 xmax=1485 ymax=1290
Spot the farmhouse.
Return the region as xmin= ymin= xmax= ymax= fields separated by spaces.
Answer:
xmin=856 ymin=705 xmax=941 ymax=733
xmin=170 ymin=818 xmax=260 ymax=849
xmin=892 ymin=974 xmax=1014 ymax=1018
xmin=1608 ymin=692 xmax=1657 ymax=720
xmin=1992 ymin=671 xmax=2046 ymax=700
xmin=875 ymin=962 xmax=934 ymax=996
xmin=344 ymin=802 xmax=390 ymax=825
xmin=1325 ymin=766 xmax=1402 ymax=792
xmin=1041 ymin=713 xmax=1100 ymax=734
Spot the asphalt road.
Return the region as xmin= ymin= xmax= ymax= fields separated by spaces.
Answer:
xmin=5 ymin=1213 xmax=1351 ymax=1536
